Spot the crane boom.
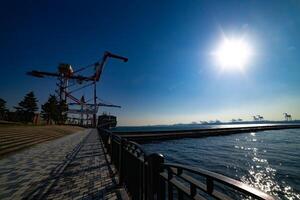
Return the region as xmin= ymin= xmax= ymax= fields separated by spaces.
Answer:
xmin=68 ymin=102 xmax=121 ymax=108
xmin=94 ymin=51 xmax=128 ymax=81
xmin=27 ymin=70 xmax=92 ymax=82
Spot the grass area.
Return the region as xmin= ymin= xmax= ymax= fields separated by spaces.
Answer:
xmin=0 ymin=125 xmax=84 ymax=157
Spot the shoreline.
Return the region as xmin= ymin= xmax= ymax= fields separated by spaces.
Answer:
xmin=114 ymin=124 xmax=300 ymax=143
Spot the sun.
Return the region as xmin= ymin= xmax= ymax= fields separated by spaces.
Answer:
xmin=214 ymin=37 xmax=252 ymax=70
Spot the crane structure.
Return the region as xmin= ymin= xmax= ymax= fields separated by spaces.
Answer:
xmin=253 ymin=115 xmax=264 ymax=121
xmin=283 ymin=113 xmax=292 ymax=121
xmin=67 ymin=96 xmax=121 ymax=125
xmin=27 ymin=51 xmax=128 ymax=127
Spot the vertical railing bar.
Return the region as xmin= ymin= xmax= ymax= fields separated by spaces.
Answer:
xmin=167 ymin=167 xmax=173 ymax=200
xmin=206 ymin=177 xmax=214 ymax=194
xmin=168 ymin=182 xmax=173 ymax=200
xmin=178 ymin=189 xmax=184 ymax=200
xmin=118 ymin=139 xmax=124 ymax=185
xmin=139 ymin=159 xmax=143 ymax=199
xmin=158 ymin=174 xmax=166 ymax=200
xmin=190 ymin=183 xmax=196 ymax=197
xmin=177 ymin=168 xmax=183 ymax=175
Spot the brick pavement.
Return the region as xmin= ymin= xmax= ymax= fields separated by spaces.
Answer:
xmin=0 ymin=129 xmax=128 ymax=200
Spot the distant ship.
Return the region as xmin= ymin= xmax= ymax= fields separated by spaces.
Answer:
xmin=98 ymin=113 xmax=117 ymax=129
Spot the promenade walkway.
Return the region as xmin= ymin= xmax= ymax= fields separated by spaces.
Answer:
xmin=0 ymin=129 xmax=128 ymax=200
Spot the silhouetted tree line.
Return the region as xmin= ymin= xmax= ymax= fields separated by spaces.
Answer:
xmin=0 ymin=91 xmax=38 ymax=123
xmin=41 ymin=95 xmax=68 ymax=124
xmin=0 ymin=98 xmax=9 ymax=120
xmin=0 ymin=91 xmax=68 ymax=124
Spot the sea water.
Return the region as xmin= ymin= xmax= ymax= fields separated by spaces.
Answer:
xmin=141 ymin=129 xmax=300 ymax=200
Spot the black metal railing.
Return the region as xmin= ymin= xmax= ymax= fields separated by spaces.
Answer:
xmin=160 ymin=163 xmax=275 ymax=200
xmin=99 ymin=129 xmax=276 ymax=200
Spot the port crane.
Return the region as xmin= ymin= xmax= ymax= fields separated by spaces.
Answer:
xmin=283 ymin=113 xmax=292 ymax=121
xmin=253 ymin=115 xmax=264 ymax=121
xmin=257 ymin=115 xmax=264 ymax=121
xmin=27 ymin=51 xmax=128 ymax=127
xmin=252 ymin=116 xmax=258 ymax=121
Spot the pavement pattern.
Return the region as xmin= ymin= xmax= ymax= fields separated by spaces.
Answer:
xmin=0 ymin=129 xmax=128 ymax=200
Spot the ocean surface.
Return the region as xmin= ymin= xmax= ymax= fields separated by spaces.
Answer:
xmin=113 ymin=124 xmax=300 ymax=200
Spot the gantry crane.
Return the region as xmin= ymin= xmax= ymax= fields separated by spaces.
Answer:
xmin=283 ymin=113 xmax=292 ymax=121
xmin=27 ymin=51 xmax=128 ymax=127
xmin=253 ymin=115 xmax=264 ymax=121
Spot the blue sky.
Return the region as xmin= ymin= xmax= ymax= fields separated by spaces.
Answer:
xmin=0 ymin=0 xmax=299 ymax=125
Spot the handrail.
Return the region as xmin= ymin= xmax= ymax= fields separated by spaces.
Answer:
xmin=125 ymin=140 xmax=149 ymax=158
xmin=98 ymin=128 xmax=276 ymax=200
xmin=162 ymin=163 xmax=275 ymax=200
xmin=101 ymin=128 xmax=148 ymax=157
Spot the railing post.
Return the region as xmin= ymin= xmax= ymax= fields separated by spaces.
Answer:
xmin=147 ymin=153 xmax=164 ymax=200
xmin=158 ymin=167 xmax=166 ymax=200
xmin=206 ymin=177 xmax=214 ymax=194
xmin=167 ymin=168 xmax=173 ymax=200
xmin=118 ymin=138 xmax=124 ymax=185
xmin=108 ymin=135 xmax=112 ymax=162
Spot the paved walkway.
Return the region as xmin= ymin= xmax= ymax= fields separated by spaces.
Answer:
xmin=0 ymin=129 xmax=128 ymax=200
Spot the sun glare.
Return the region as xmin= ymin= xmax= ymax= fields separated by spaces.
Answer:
xmin=214 ymin=38 xmax=252 ymax=70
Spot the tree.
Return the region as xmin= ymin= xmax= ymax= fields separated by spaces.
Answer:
xmin=41 ymin=95 xmax=59 ymax=124
xmin=0 ymin=98 xmax=9 ymax=120
xmin=15 ymin=91 xmax=38 ymax=123
xmin=6 ymin=111 xmax=19 ymax=122
xmin=41 ymin=95 xmax=68 ymax=124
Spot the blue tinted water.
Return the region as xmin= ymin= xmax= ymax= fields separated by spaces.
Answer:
xmin=142 ymin=129 xmax=300 ymax=200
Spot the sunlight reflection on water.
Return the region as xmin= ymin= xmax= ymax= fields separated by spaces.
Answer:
xmin=143 ymin=129 xmax=300 ymax=200
xmin=239 ymin=132 xmax=299 ymax=200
